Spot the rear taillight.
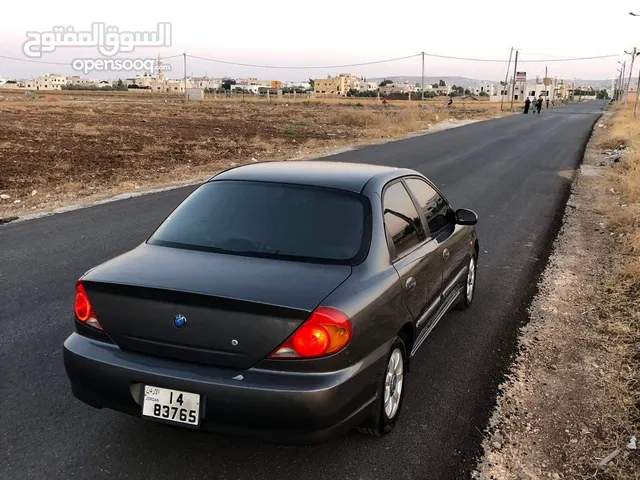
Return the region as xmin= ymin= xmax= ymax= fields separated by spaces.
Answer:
xmin=74 ymin=281 xmax=104 ymax=331
xmin=269 ymin=307 xmax=352 ymax=359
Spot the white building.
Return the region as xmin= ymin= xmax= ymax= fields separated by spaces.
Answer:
xmin=230 ymin=84 xmax=263 ymax=94
xmin=469 ymin=83 xmax=497 ymax=96
xmin=358 ymin=81 xmax=379 ymax=92
xmin=191 ymin=78 xmax=221 ymax=89
xmin=490 ymin=81 xmax=552 ymax=102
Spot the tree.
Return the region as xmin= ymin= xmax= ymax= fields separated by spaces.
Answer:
xmin=479 ymin=91 xmax=489 ymax=97
xmin=596 ymin=89 xmax=609 ymax=100
xmin=308 ymin=78 xmax=315 ymax=89
xmin=115 ymin=79 xmax=127 ymax=91
xmin=456 ymin=86 xmax=464 ymax=94
xmin=347 ymin=88 xmax=359 ymax=97
xmin=432 ymin=83 xmax=439 ymax=88
xmin=464 ymin=88 xmax=472 ymax=95
xmin=449 ymin=91 xmax=459 ymax=97
xmin=439 ymin=79 xmax=445 ymax=87
xmin=379 ymin=79 xmax=394 ymax=87
xmin=222 ymin=79 xmax=236 ymax=90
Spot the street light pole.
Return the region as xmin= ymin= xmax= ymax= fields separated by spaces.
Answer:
xmin=510 ymin=49 xmax=519 ymax=111
xmin=501 ymin=47 xmax=513 ymax=111
xmin=624 ymin=48 xmax=638 ymax=105
xmin=635 ymin=66 xmax=640 ymax=117
xmin=617 ymin=62 xmax=626 ymax=101
xmin=421 ymin=51 xmax=425 ymax=102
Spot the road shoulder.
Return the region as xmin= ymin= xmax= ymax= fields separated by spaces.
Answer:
xmin=473 ymin=108 xmax=639 ymax=479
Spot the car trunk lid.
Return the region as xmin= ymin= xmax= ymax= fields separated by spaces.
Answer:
xmin=82 ymin=244 xmax=352 ymax=369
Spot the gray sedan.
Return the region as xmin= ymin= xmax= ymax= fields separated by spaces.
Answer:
xmin=63 ymin=160 xmax=479 ymax=443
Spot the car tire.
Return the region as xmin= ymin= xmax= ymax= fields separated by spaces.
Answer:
xmin=456 ymin=253 xmax=477 ymax=310
xmin=357 ymin=336 xmax=407 ymax=437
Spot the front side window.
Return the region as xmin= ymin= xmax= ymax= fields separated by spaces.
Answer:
xmin=405 ymin=178 xmax=453 ymax=234
xmin=382 ymin=182 xmax=425 ymax=257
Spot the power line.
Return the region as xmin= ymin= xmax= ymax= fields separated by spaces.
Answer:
xmin=422 ymin=52 xmax=621 ymax=63
xmin=0 ymin=53 xmax=183 ymax=65
xmin=0 ymin=50 xmax=622 ymax=70
xmin=185 ymin=53 xmax=421 ymax=69
xmin=0 ymin=54 xmax=69 ymax=65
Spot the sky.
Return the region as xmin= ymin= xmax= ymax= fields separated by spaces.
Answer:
xmin=1 ymin=1 xmax=639 ymax=82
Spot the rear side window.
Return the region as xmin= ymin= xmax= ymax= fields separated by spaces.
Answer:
xmin=405 ymin=178 xmax=452 ymax=234
xmin=382 ymin=182 xmax=425 ymax=257
xmin=148 ymin=181 xmax=369 ymax=264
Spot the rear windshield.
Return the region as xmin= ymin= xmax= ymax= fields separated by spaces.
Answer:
xmin=148 ymin=180 xmax=369 ymax=263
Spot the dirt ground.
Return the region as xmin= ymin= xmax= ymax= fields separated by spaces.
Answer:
xmin=473 ymin=109 xmax=639 ymax=479
xmin=0 ymin=94 xmax=502 ymax=219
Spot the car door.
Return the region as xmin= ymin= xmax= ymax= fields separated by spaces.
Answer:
xmin=404 ymin=177 xmax=469 ymax=302
xmin=382 ymin=180 xmax=442 ymax=332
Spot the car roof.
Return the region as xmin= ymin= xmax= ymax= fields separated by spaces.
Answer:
xmin=209 ymin=161 xmax=414 ymax=193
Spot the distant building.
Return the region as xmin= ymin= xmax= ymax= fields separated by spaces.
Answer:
xmin=230 ymin=84 xmax=262 ymax=94
xmin=314 ymin=76 xmax=349 ymax=95
xmin=379 ymin=82 xmax=415 ymax=96
xmin=313 ymin=73 xmax=361 ymax=95
xmin=358 ymin=81 xmax=379 ymax=93
xmin=469 ymin=83 xmax=497 ymax=96
xmin=24 ymin=74 xmax=67 ymax=90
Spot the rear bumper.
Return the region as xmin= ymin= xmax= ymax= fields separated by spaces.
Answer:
xmin=63 ymin=333 xmax=386 ymax=444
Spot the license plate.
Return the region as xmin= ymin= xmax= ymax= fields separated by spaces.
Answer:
xmin=142 ymin=385 xmax=201 ymax=427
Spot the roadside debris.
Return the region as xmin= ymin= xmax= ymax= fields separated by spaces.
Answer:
xmin=31 ymin=190 xmax=37 ymax=196
xmin=13 ymin=199 xmax=21 ymax=204
xmin=627 ymin=436 xmax=637 ymax=450
xmin=598 ymin=449 xmax=620 ymax=466
xmin=0 ymin=194 xmax=10 ymax=200
xmin=599 ymin=149 xmax=623 ymax=167
xmin=0 ymin=216 xmax=19 ymax=225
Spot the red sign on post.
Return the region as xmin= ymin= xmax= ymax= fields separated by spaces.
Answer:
xmin=516 ymin=72 xmax=527 ymax=82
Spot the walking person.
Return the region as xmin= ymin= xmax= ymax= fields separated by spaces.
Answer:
xmin=523 ymin=97 xmax=531 ymax=114
xmin=536 ymin=96 xmax=543 ymax=114
xmin=546 ymin=97 xmax=550 ymax=109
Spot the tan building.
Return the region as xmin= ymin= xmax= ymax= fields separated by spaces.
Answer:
xmin=25 ymin=74 xmax=67 ymax=90
xmin=313 ymin=73 xmax=362 ymax=96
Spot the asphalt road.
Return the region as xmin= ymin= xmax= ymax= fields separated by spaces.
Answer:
xmin=0 ymin=101 xmax=604 ymax=480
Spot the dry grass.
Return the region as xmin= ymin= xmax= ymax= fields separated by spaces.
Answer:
xmin=0 ymin=97 xmax=505 ymax=218
xmin=603 ymin=106 xmax=640 ymax=286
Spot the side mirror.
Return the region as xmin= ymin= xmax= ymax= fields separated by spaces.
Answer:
xmin=455 ymin=208 xmax=478 ymax=226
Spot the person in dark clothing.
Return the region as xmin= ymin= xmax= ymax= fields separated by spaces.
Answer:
xmin=546 ymin=97 xmax=550 ymax=109
xmin=536 ymin=96 xmax=543 ymax=114
xmin=523 ymin=97 xmax=531 ymax=114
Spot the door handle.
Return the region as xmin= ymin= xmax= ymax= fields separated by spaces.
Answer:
xmin=442 ymin=248 xmax=450 ymax=260
xmin=405 ymin=277 xmax=417 ymax=291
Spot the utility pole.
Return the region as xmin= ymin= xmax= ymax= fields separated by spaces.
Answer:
xmin=501 ymin=47 xmax=513 ymax=111
xmin=510 ymin=49 xmax=519 ymax=112
xmin=624 ymin=48 xmax=638 ymax=105
xmin=544 ymin=66 xmax=548 ymax=97
xmin=421 ymin=51 xmax=425 ymax=102
xmin=634 ymin=65 xmax=640 ymax=117
xmin=183 ymin=52 xmax=188 ymax=102
xmin=617 ymin=61 xmax=626 ymax=101
xmin=617 ymin=65 xmax=625 ymax=101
